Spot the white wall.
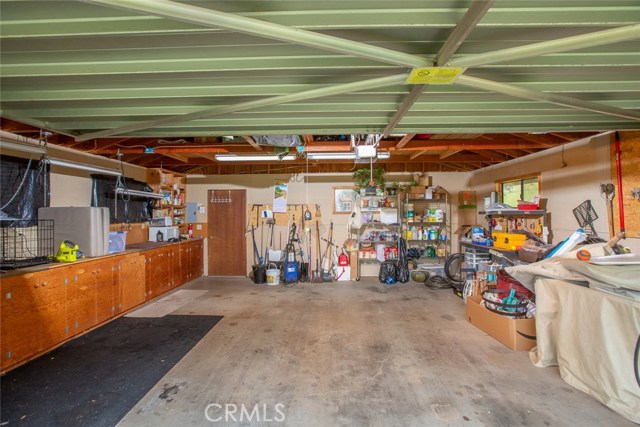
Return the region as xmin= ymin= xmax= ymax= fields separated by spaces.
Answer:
xmin=187 ymin=171 xmax=470 ymax=275
xmin=467 ymin=134 xmax=640 ymax=253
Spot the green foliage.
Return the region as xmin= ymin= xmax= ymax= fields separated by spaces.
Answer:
xmin=353 ymin=166 xmax=386 ymax=190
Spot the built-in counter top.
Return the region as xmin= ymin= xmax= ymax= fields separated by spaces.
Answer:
xmin=0 ymin=237 xmax=204 ymax=373
xmin=0 ymin=237 xmax=204 ymax=278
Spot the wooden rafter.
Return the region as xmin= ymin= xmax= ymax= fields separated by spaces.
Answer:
xmin=162 ymin=153 xmax=189 ymax=163
xmin=194 ymin=152 xmax=217 ymax=162
xmin=439 ymin=149 xmax=463 ymax=159
xmin=395 ymin=134 xmax=416 ymax=149
xmin=242 ymin=135 xmax=262 ymax=151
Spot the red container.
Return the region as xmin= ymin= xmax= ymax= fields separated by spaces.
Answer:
xmin=517 ymin=203 xmax=539 ymax=211
xmin=496 ymin=269 xmax=534 ymax=299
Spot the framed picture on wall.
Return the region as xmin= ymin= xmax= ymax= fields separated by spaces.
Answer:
xmin=333 ymin=186 xmax=358 ymax=214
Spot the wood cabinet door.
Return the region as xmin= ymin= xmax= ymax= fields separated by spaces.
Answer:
xmin=1 ymin=268 xmax=69 ymax=369
xmin=118 ymin=254 xmax=146 ymax=312
xmin=68 ymin=266 xmax=97 ymax=335
xmin=192 ymin=240 xmax=204 ymax=278
xmin=178 ymin=242 xmax=190 ymax=285
xmin=145 ymin=248 xmax=170 ymax=299
xmin=93 ymin=259 xmax=116 ymax=324
xmin=37 ymin=269 xmax=69 ymax=351
xmin=1 ymin=273 xmax=42 ymax=369
xmin=167 ymin=245 xmax=180 ymax=289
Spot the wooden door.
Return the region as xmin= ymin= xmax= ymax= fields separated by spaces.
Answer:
xmin=207 ymin=189 xmax=246 ymax=275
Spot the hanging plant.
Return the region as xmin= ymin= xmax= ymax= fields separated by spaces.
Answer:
xmin=353 ymin=166 xmax=385 ymax=194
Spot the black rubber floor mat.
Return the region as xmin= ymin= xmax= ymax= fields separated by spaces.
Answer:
xmin=1 ymin=314 xmax=222 ymax=427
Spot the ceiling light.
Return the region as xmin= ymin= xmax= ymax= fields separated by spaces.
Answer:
xmin=307 ymin=152 xmax=390 ymax=160
xmin=0 ymin=139 xmax=47 ymax=155
xmin=215 ymin=154 xmax=296 ymax=162
xmin=115 ymin=188 xmax=163 ymax=199
xmin=48 ymin=158 xmax=122 ymax=176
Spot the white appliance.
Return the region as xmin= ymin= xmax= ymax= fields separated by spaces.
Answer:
xmin=38 ymin=207 xmax=110 ymax=257
xmin=149 ymin=226 xmax=179 ymax=242
xmin=149 ymin=216 xmax=173 ymax=227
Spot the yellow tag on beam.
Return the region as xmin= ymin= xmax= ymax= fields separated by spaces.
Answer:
xmin=406 ymin=67 xmax=464 ymax=84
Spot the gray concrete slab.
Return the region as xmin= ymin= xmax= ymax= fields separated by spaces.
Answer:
xmin=116 ymin=277 xmax=634 ymax=427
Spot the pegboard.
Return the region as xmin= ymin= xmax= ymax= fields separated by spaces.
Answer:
xmin=246 ymin=204 xmax=321 ymax=228
xmin=612 ymin=132 xmax=640 ymax=238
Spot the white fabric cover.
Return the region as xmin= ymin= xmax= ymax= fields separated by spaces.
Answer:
xmin=530 ymin=278 xmax=640 ymax=423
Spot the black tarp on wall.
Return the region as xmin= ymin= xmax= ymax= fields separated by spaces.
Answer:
xmin=91 ymin=174 xmax=154 ymax=224
xmin=0 ymin=155 xmax=49 ymax=222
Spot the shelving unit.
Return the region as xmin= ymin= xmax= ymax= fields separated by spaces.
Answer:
xmin=480 ymin=209 xmax=548 ymax=242
xmin=401 ymin=189 xmax=451 ymax=264
xmin=146 ymin=168 xmax=188 ymax=234
xmin=354 ymin=194 xmax=401 ymax=280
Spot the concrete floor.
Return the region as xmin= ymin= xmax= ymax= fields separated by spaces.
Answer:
xmin=116 ymin=277 xmax=634 ymax=427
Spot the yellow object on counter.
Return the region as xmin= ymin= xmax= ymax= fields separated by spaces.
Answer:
xmin=55 ymin=240 xmax=79 ymax=262
xmin=492 ymin=232 xmax=527 ymax=251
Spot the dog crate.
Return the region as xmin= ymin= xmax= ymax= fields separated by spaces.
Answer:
xmin=0 ymin=219 xmax=54 ymax=269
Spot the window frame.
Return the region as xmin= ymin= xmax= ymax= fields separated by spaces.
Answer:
xmin=495 ymin=173 xmax=541 ymax=205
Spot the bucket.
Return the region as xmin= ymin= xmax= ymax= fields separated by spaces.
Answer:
xmin=266 ymin=264 xmax=280 ymax=285
xmin=252 ymin=264 xmax=266 ymax=284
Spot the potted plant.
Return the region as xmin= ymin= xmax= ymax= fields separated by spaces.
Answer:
xmin=386 ymin=181 xmax=399 ymax=196
xmin=353 ymin=167 xmax=386 ymax=195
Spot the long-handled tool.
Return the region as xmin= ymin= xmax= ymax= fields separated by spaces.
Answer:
xmin=312 ymin=221 xmax=323 ymax=282
xmin=322 ymin=221 xmax=334 ymax=282
xmin=251 ymin=226 xmax=260 ymax=265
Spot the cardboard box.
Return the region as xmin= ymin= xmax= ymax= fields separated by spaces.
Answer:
xmin=409 ymin=185 xmax=426 ymax=194
xmin=466 ymin=295 xmax=536 ymax=351
xmin=419 ymin=175 xmax=432 ymax=187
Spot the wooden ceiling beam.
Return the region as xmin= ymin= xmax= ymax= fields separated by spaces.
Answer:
xmin=439 ymin=149 xmax=463 ymax=159
xmin=409 ymin=150 xmax=427 ymax=160
xmin=162 ymin=153 xmax=189 ymax=163
xmin=194 ymin=152 xmax=217 ymax=162
xmin=395 ymin=133 xmax=416 ymax=149
xmin=242 ymin=135 xmax=262 ymax=151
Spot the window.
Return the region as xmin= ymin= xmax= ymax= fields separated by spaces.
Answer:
xmin=497 ymin=175 xmax=539 ymax=207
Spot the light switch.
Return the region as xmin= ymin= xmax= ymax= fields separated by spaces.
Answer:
xmin=196 ymin=224 xmax=203 ymax=230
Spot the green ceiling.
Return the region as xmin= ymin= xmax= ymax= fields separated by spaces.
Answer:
xmin=1 ymin=0 xmax=639 ymax=139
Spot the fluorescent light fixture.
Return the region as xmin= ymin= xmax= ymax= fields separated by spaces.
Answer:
xmin=48 ymin=158 xmax=122 ymax=176
xmin=215 ymin=154 xmax=296 ymax=162
xmin=307 ymin=152 xmax=391 ymax=160
xmin=0 ymin=139 xmax=47 ymax=155
xmin=115 ymin=188 xmax=163 ymax=199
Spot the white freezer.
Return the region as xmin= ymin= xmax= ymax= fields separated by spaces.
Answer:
xmin=38 ymin=207 xmax=110 ymax=257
